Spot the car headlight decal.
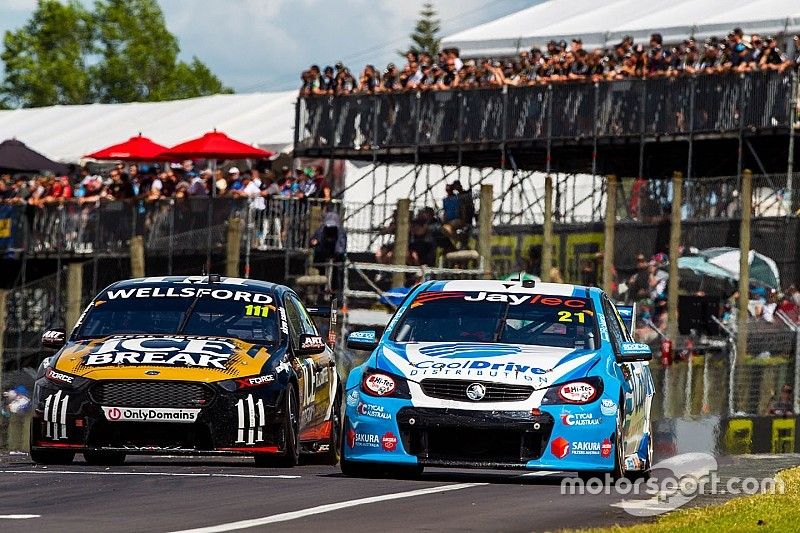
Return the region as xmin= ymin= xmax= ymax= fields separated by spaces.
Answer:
xmin=359 ymin=369 xmax=411 ymax=399
xmin=541 ymin=376 xmax=604 ymax=405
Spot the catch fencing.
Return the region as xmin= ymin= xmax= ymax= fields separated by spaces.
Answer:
xmin=651 ymin=313 xmax=800 ymax=419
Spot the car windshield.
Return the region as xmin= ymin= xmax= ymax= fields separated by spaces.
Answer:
xmin=75 ymin=288 xmax=279 ymax=345
xmin=391 ymin=291 xmax=597 ymax=349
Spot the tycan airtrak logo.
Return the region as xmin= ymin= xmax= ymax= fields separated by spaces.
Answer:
xmin=561 ymin=412 xmax=602 ymax=426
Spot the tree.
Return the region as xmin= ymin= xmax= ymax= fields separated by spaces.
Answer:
xmin=90 ymin=0 xmax=231 ymax=103
xmin=407 ymin=2 xmax=441 ymax=56
xmin=1 ymin=0 xmax=94 ymax=108
xmin=0 ymin=0 xmax=232 ymax=108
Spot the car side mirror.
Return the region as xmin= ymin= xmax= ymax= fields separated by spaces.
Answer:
xmin=618 ymin=342 xmax=652 ymax=362
xmin=42 ymin=329 xmax=66 ymax=350
xmin=346 ymin=330 xmax=379 ymax=351
xmin=295 ymin=334 xmax=327 ymax=356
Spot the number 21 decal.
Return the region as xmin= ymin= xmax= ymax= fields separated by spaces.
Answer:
xmin=558 ymin=310 xmax=586 ymax=323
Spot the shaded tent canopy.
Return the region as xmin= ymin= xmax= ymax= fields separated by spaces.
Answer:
xmin=85 ymin=134 xmax=170 ymax=161
xmin=700 ymin=247 xmax=781 ymax=288
xmin=0 ymin=139 xmax=70 ymax=174
xmin=442 ymin=0 xmax=800 ymax=57
xmin=0 ymin=92 xmax=297 ymax=163
xmin=159 ymin=130 xmax=273 ymax=160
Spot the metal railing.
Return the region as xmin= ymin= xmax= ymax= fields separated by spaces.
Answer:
xmin=1 ymin=198 xmax=345 ymax=257
xmin=297 ymin=70 xmax=797 ymax=151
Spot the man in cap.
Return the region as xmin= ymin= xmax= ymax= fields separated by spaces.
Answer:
xmin=227 ymin=166 xmax=243 ymax=192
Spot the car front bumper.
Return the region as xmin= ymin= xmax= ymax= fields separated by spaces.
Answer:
xmin=343 ymin=388 xmax=619 ymax=471
xmin=31 ymin=378 xmax=290 ymax=456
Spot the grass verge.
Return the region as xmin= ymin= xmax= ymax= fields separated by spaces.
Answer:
xmin=574 ymin=466 xmax=797 ymax=533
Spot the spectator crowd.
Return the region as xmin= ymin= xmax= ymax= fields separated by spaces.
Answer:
xmin=301 ymin=28 xmax=800 ymax=96
xmin=376 ymin=180 xmax=476 ymax=270
xmin=0 ymin=161 xmax=334 ymax=205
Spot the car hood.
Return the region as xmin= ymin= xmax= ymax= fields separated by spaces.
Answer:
xmin=376 ymin=341 xmax=600 ymax=388
xmin=53 ymin=334 xmax=274 ymax=382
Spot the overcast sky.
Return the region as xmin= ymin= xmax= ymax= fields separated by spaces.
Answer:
xmin=0 ymin=0 xmax=536 ymax=93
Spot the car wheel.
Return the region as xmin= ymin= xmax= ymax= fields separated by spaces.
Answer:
xmin=255 ymin=383 xmax=299 ymax=468
xmin=612 ymin=397 xmax=625 ymax=481
xmin=323 ymin=387 xmax=343 ymax=466
xmin=83 ymin=451 xmax=126 ymax=466
xmin=627 ymin=421 xmax=653 ymax=481
xmin=30 ymin=448 xmax=75 ymax=465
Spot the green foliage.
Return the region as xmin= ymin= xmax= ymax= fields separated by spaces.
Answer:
xmin=1 ymin=0 xmax=232 ymax=108
xmin=408 ymin=2 xmax=441 ymax=56
xmin=1 ymin=0 xmax=93 ymax=108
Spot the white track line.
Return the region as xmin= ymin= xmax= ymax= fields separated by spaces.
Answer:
xmin=521 ymin=470 xmax=563 ymax=476
xmin=0 ymin=470 xmax=299 ymax=479
xmin=169 ymin=482 xmax=487 ymax=533
xmin=0 ymin=515 xmax=40 ymax=519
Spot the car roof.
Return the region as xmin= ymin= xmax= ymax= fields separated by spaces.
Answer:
xmin=106 ymin=276 xmax=286 ymax=295
xmin=420 ymin=279 xmax=599 ymax=299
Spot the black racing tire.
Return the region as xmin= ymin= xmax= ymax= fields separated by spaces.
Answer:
xmin=611 ymin=395 xmax=626 ymax=481
xmin=322 ymin=386 xmax=343 ymax=466
xmin=577 ymin=396 xmax=624 ymax=484
xmin=626 ymin=419 xmax=653 ymax=481
xmin=83 ymin=450 xmax=126 ymax=466
xmin=30 ymin=448 xmax=75 ymax=465
xmin=340 ymin=456 xmax=381 ymax=478
xmin=254 ymin=383 xmax=299 ymax=468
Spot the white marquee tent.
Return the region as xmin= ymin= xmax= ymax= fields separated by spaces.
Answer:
xmin=442 ymin=0 xmax=800 ymax=57
xmin=0 ymin=91 xmax=297 ymax=163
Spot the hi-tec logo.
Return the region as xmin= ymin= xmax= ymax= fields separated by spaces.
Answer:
xmin=102 ymin=406 xmax=200 ymax=423
xmin=104 ymin=287 xmax=273 ymax=304
xmin=464 ymin=292 xmax=587 ymax=308
xmin=84 ymin=336 xmax=236 ymax=369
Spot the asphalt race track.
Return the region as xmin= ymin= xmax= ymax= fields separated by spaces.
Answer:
xmin=0 ymin=453 xmax=797 ymax=532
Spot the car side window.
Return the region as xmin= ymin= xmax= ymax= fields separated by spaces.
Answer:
xmin=283 ymin=297 xmax=304 ymax=350
xmin=602 ymin=297 xmax=626 ymax=356
xmin=605 ymin=299 xmax=632 ymax=343
xmin=288 ymin=295 xmax=318 ymax=336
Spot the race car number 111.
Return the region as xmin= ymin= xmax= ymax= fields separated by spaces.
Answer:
xmin=244 ymin=304 xmax=270 ymax=317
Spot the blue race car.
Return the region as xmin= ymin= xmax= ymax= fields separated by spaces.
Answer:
xmin=340 ymin=279 xmax=654 ymax=478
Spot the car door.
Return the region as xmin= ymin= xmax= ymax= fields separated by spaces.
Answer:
xmin=284 ymin=294 xmax=334 ymax=431
xmin=602 ymin=296 xmax=646 ymax=455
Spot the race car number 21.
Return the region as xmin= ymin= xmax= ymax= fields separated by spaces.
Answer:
xmin=557 ymin=311 xmax=586 ymax=323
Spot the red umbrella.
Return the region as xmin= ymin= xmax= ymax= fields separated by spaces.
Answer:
xmin=158 ymin=130 xmax=272 ymax=159
xmin=85 ymin=133 xmax=170 ymax=161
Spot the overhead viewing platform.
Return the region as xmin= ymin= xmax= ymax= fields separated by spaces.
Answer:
xmin=295 ymin=70 xmax=799 ymax=177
